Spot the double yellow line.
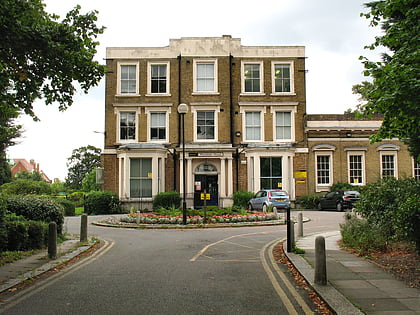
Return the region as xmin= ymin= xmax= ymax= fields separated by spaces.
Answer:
xmin=0 ymin=240 xmax=115 ymax=313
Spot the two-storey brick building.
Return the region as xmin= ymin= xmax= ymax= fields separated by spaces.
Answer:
xmin=102 ymin=36 xmax=419 ymax=210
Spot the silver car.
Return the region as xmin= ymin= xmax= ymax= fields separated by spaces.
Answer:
xmin=248 ymin=189 xmax=291 ymax=212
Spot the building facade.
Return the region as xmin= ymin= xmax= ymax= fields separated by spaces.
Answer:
xmin=102 ymin=36 xmax=418 ymax=210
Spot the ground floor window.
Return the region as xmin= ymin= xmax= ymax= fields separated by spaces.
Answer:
xmin=316 ymin=155 xmax=330 ymax=185
xmin=414 ymin=159 xmax=420 ymax=181
xmin=130 ymin=158 xmax=152 ymax=198
xmin=381 ymin=154 xmax=395 ymax=178
xmin=260 ymin=157 xmax=282 ymax=189
xmin=349 ymin=154 xmax=363 ymax=184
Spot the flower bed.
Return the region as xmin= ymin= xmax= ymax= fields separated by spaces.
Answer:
xmin=120 ymin=211 xmax=282 ymax=225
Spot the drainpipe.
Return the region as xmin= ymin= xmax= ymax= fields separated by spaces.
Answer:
xmin=230 ymin=54 xmax=240 ymax=192
xmin=173 ymin=54 xmax=182 ymax=191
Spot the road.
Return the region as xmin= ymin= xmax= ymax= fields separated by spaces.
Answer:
xmin=0 ymin=210 xmax=345 ymax=314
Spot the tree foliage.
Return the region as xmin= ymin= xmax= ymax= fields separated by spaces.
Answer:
xmin=353 ymin=0 xmax=420 ymax=160
xmin=0 ymin=0 xmax=106 ymax=119
xmin=66 ymin=145 xmax=101 ymax=190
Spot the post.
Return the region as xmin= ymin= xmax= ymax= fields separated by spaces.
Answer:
xmin=315 ymin=236 xmax=327 ymax=285
xmin=297 ymin=212 xmax=303 ymax=237
xmin=286 ymin=207 xmax=292 ymax=252
xmin=178 ymin=103 xmax=188 ymax=225
xmin=136 ymin=211 xmax=140 ymax=224
xmin=48 ymin=222 xmax=57 ymax=259
xmin=80 ymin=213 xmax=88 ymax=243
xmin=203 ymin=188 xmax=207 ymax=224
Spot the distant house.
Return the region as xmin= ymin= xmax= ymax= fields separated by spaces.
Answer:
xmin=11 ymin=159 xmax=52 ymax=183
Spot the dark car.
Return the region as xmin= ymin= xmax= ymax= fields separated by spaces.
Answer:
xmin=248 ymin=189 xmax=291 ymax=212
xmin=317 ymin=190 xmax=360 ymax=211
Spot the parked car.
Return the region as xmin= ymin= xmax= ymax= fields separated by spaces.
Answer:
xmin=248 ymin=189 xmax=291 ymax=212
xmin=317 ymin=190 xmax=360 ymax=211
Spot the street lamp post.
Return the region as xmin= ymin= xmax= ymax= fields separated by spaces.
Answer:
xmin=177 ymin=103 xmax=188 ymax=225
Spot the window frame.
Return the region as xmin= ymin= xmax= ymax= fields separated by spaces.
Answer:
xmin=240 ymin=107 xmax=265 ymax=142
xmin=193 ymin=59 xmax=218 ymax=94
xmin=271 ymin=61 xmax=295 ymax=95
xmin=314 ymin=151 xmax=333 ymax=190
xmin=347 ymin=151 xmax=365 ymax=185
xmin=241 ymin=61 xmax=264 ymax=94
xmin=145 ymin=107 xmax=171 ymax=143
xmin=117 ymin=62 xmax=139 ymax=96
xmin=413 ymin=158 xmax=420 ymax=181
xmin=260 ymin=157 xmax=283 ymax=190
xmin=380 ymin=152 xmax=398 ymax=179
xmin=147 ymin=62 xmax=170 ymax=95
xmin=129 ymin=158 xmax=153 ymax=198
xmin=115 ymin=107 xmax=140 ymax=143
xmin=270 ymin=106 xmax=296 ymax=142
xmin=191 ymin=106 xmax=220 ymax=142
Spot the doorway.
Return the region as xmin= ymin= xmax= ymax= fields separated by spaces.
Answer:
xmin=193 ymin=163 xmax=218 ymax=208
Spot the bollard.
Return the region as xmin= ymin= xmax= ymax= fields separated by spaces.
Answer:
xmin=297 ymin=212 xmax=303 ymax=237
xmin=314 ymin=236 xmax=327 ymax=285
xmin=80 ymin=213 xmax=88 ymax=243
xmin=136 ymin=211 xmax=140 ymax=224
xmin=288 ymin=220 xmax=295 ymax=252
xmin=48 ymin=222 xmax=57 ymax=259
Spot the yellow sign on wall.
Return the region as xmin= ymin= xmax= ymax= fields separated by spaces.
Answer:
xmin=200 ymin=193 xmax=210 ymax=200
xmin=294 ymin=171 xmax=307 ymax=178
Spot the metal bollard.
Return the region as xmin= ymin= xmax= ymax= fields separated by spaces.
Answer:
xmin=136 ymin=211 xmax=140 ymax=224
xmin=80 ymin=214 xmax=88 ymax=243
xmin=314 ymin=236 xmax=327 ymax=285
xmin=48 ymin=222 xmax=57 ymax=259
xmin=288 ymin=220 xmax=295 ymax=252
xmin=297 ymin=212 xmax=303 ymax=237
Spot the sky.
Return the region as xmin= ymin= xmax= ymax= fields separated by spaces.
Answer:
xmin=7 ymin=0 xmax=382 ymax=181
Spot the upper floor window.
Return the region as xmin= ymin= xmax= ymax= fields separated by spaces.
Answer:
xmin=196 ymin=111 xmax=215 ymax=140
xmin=118 ymin=63 xmax=138 ymax=95
xmin=272 ymin=62 xmax=294 ymax=94
xmin=149 ymin=63 xmax=169 ymax=94
xmin=245 ymin=112 xmax=261 ymax=141
xmin=119 ymin=111 xmax=136 ymax=141
xmin=150 ymin=112 xmax=166 ymax=141
xmin=194 ymin=60 xmax=217 ymax=93
xmin=275 ymin=112 xmax=292 ymax=140
xmin=242 ymin=62 xmax=263 ymax=93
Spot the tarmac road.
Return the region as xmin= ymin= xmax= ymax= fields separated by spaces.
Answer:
xmin=0 ymin=211 xmax=344 ymax=314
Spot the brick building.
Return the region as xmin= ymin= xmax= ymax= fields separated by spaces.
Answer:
xmin=102 ymin=36 xmax=418 ymax=209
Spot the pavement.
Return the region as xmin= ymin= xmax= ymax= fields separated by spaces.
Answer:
xmin=286 ymin=231 xmax=420 ymax=314
xmin=0 ymin=237 xmax=95 ymax=294
xmin=0 ymin=226 xmax=419 ymax=314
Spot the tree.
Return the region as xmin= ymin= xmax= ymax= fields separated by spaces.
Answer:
xmin=81 ymin=169 xmax=101 ymax=192
xmin=353 ymin=0 xmax=420 ymax=160
xmin=14 ymin=170 xmax=44 ymax=182
xmin=0 ymin=0 xmax=106 ymax=181
xmin=66 ymin=145 xmax=101 ymax=190
xmin=0 ymin=0 xmax=105 ymax=119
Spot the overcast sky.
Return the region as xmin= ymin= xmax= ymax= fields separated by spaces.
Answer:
xmin=7 ymin=0 xmax=381 ymax=181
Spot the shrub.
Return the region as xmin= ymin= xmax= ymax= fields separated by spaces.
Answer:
xmin=58 ymin=199 xmax=76 ymax=216
xmin=340 ymin=216 xmax=387 ymax=255
xmin=6 ymin=196 xmax=64 ymax=234
xmin=3 ymin=220 xmax=48 ymax=251
xmin=233 ymin=190 xmax=254 ymax=209
xmin=298 ymin=193 xmax=323 ymax=209
xmin=84 ymin=190 xmax=121 ymax=215
xmin=67 ymin=192 xmax=86 ymax=207
xmin=152 ymin=191 xmax=181 ymax=210
xmin=0 ymin=179 xmax=52 ymax=195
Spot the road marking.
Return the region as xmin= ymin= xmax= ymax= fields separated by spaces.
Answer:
xmin=190 ymin=231 xmax=273 ymax=262
xmin=0 ymin=240 xmax=115 ymax=313
xmin=260 ymin=238 xmax=314 ymax=315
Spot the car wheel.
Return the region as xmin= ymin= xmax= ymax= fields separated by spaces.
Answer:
xmin=317 ymin=202 xmax=323 ymax=210
xmin=336 ymin=202 xmax=343 ymax=211
xmin=262 ymin=204 xmax=267 ymax=212
xmin=248 ymin=203 xmax=253 ymax=211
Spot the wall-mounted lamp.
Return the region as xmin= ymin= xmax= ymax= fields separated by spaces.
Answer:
xmin=235 ymin=131 xmax=241 ymax=137
xmin=346 ymin=132 xmax=352 ymax=138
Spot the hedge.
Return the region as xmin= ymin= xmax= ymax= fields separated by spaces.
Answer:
xmin=153 ymin=191 xmax=181 ymax=210
xmin=0 ymin=220 xmax=48 ymax=252
xmin=6 ymin=196 xmax=64 ymax=234
xmin=84 ymin=190 xmax=122 ymax=215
